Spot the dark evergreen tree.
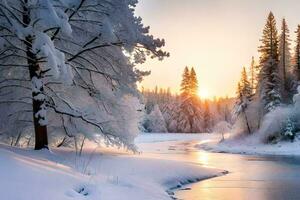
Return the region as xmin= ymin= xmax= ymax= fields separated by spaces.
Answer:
xmin=279 ymin=18 xmax=292 ymax=100
xmin=294 ymin=25 xmax=300 ymax=81
xmin=249 ymin=56 xmax=257 ymax=94
xmin=258 ymin=12 xmax=281 ymax=113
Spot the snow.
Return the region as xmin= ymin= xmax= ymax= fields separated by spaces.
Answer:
xmin=135 ymin=133 xmax=218 ymax=143
xmin=198 ymin=134 xmax=300 ymax=156
xmin=0 ymin=134 xmax=224 ymax=200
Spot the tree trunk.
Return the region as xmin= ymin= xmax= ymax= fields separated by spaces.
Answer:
xmin=243 ymin=111 xmax=251 ymax=134
xmin=23 ymin=1 xmax=48 ymax=150
xmin=28 ymin=48 xmax=49 ymax=150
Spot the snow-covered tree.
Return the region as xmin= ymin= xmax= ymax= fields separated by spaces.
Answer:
xmin=257 ymin=12 xmax=281 ymax=113
xmin=0 ymin=0 xmax=168 ymax=150
xmin=168 ymin=97 xmax=203 ymax=133
xmin=203 ymin=100 xmax=212 ymax=132
xmin=282 ymin=117 xmax=296 ymax=142
xmin=234 ymin=67 xmax=253 ymax=134
xmin=143 ymin=105 xmax=167 ymax=133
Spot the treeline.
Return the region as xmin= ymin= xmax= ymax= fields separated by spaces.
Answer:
xmin=234 ymin=12 xmax=300 ymax=142
xmin=141 ymin=67 xmax=234 ymax=133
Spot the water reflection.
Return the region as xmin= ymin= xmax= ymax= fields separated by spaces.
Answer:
xmin=137 ymin=139 xmax=300 ymax=200
xmin=175 ymin=145 xmax=300 ymax=200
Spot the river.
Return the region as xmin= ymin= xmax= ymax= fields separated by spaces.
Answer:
xmin=138 ymin=138 xmax=300 ymax=200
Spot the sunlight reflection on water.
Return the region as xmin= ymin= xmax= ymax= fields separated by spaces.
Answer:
xmin=175 ymin=147 xmax=300 ymax=200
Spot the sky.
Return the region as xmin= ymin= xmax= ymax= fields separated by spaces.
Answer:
xmin=135 ymin=0 xmax=300 ymax=98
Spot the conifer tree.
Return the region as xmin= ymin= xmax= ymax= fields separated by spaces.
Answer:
xmin=241 ymin=67 xmax=253 ymax=100
xmin=180 ymin=67 xmax=190 ymax=97
xmin=189 ymin=67 xmax=199 ymax=97
xmin=234 ymin=68 xmax=253 ymax=134
xmin=249 ymin=56 xmax=257 ymax=94
xmin=203 ymin=100 xmax=212 ymax=132
xmin=258 ymin=12 xmax=281 ymax=113
xmin=279 ymin=18 xmax=291 ymax=93
xmin=294 ymin=25 xmax=300 ymax=81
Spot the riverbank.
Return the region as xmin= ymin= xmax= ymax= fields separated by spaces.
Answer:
xmin=198 ymin=135 xmax=300 ymax=156
xmin=0 ymin=134 xmax=224 ymax=200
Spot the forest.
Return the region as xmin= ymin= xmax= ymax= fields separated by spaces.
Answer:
xmin=0 ymin=1 xmax=300 ymax=200
xmin=142 ymin=12 xmax=300 ymax=146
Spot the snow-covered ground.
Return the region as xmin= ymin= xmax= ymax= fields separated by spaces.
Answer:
xmin=198 ymin=133 xmax=300 ymax=156
xmin=0 ymin=134 xmax=224 ymax=200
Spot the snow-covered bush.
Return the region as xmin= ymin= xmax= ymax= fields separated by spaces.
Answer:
xmin=257 ymin=86 xmax=300 ymax=143
xmin=213 ymin=121 xmax=232 ymax=142
xmin=282 ymin=118 xmax=296 ymax=142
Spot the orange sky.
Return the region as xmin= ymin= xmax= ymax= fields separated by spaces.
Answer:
xmin=135 ymin=0 xmax=300 ymax=98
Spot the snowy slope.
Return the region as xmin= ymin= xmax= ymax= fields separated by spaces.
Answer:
xmin=0 ymin=136 xmax=224 ymax=200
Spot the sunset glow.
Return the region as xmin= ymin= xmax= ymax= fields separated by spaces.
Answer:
xmin=198 ymin=88 xmax=210 ymax=100
xmin=136 ymin=0 xmax=300 ymax=97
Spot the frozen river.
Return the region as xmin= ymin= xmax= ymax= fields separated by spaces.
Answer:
xmin=137 ymin=137 xmax=300 ymax=200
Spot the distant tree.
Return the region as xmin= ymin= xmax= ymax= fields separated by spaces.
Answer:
xmin=241 ymin=67 xmax=253 ymax=99
xmin=180 ymin=67 xmax=190 ymax=97
xmin=249 ymin=56 xmax=257 ymax=94
xmin=258 ymin=12 xmax=281 ymax=113
xmin=189 ymin=67 xmax=198 ymax=97
xmin=168 ymin=97 xmax=203 ymax=133
xmin=143 ymin=105 xmax=168 ymax=133
xmin=203 ymin=100 xmax=212 ymax=132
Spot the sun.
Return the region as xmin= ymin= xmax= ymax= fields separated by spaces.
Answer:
xmin=198 ymin=88 xmax=210 ymax=99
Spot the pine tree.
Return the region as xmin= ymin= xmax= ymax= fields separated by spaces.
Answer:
xmin=241 ymin=67 xmax=253 ymax=100
xmin=282 ymin=117 xmax=295 ymax=142
xmin=258 ymin=12 xmax=281 ymax=113
xmin=294 ymin=25 xmax=300 ymax=81
xmin=189 ymin=67 xmax=198 ymax=97
xmin=203 ymin=100 xmax=212 ymax=132
xmin=249 ymin=56 xmax=257 ymax=94
xmin=279 ymin=18 xmax=292 ymax=95
xmin=234 ymin=68 xmax=253 ymax=134
xmin=180 ymin=67 xmax=190 ymax=97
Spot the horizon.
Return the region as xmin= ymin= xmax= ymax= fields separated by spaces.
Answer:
xmin=136 ymin=0 xmax=300 ymax=99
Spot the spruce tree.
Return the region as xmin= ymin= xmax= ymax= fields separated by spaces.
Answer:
xmin=189 ymin=67 xmax=198 ymax=97
xmin=258 ymin=12 xmax=281 ymax=113
xmin=294 ymin=25 xmax=300 ymax=81
xmin=203 ymin=100 xmax=212 ymax=132
xmin=180 ymin=67 xmax=190 ymax=97
xmin=249 ymin=56 xmax=257 ymax=94
xmin=279 ymin=18 xmax=291 ymax=94
xmin=235 ymin=68 xmax=253 ymax=134
xmin=241 ymin=67 xmax=253 ymax=100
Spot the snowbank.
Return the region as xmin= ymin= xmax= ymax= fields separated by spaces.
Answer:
xmin=0 ymin=136 xmax=223 ymax=200
xmin=198 ymin=135 xmax=300 ymax=156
